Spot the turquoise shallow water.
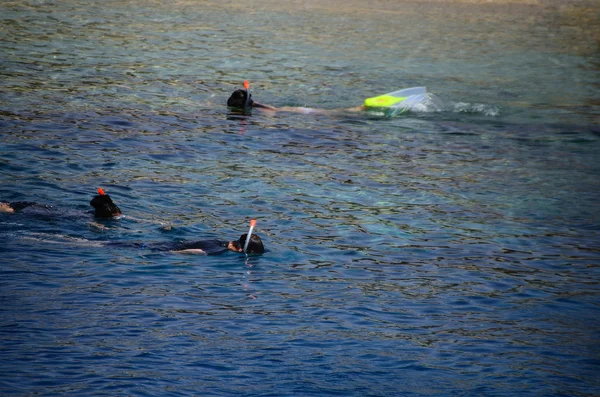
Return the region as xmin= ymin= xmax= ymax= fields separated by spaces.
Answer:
xmin=1 ymin=0 xmax=599 ymax=396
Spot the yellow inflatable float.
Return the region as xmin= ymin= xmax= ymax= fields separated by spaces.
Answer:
xmin=364 ymin=87 xmax=427 ymax=108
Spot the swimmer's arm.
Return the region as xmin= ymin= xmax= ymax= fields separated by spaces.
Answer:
xmin=253 ymin=102 xmax=278 ymax=111
xmin=256 ymin=104 xmax=365 ymax=114
xmin=346 ymin=105 xmax=366 ymax=112
xmin=253 ymin=101 xmax=309 ymax=113
xmin=171 ymin=248 xmax=208 ymax=255
xmin=254 ymin=102 xmax=365 ymax=114
xmin=277 ymin=106 xmax=328 ymax=115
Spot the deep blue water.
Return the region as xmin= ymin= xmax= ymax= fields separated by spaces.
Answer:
xmin=1 ymin=0 xmax=599 ymax=396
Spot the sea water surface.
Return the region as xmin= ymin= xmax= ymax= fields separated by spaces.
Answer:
xmin=1 ymin=0 xmax=599 ymax=396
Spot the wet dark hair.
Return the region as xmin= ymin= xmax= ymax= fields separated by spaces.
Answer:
xmin=236 ymin=233 xmax=265 ymax=254
xmin=90 ymin=194 xmax=121 ymax=218
xmin=227 ymin=89 xmax=253 ymax=109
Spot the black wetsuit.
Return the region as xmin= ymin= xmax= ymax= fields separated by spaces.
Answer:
xmin=169 ymin=239 xmax=230 ymax=254
xmin=109 ymin=239 xmax=230 ymax=255
xmin=4 ymin=201 xmax=109 ymax=221
xmin=8 ymin=201 xmax=54 ymax=212
xmin=5 ymin=199 xmax=119 ymax=219
xmin=3 ymin=201 xmax=63 ymax=217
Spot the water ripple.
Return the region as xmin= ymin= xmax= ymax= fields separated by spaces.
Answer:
xmin=1 ymin=0 xmax=599 ymax=396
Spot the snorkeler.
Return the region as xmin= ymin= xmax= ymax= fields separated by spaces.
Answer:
xmin=107 ymin=219 xmax=264 ymax=255
xmin=227 ymin=81 xmax=361 ymax=114
xmin=89 ymin=188 xmax=121 ymax=218
xmin=114 ymin=233 xmax=265 ymax=255
xmin=227 ymin=81 xmax=437 ymax=115
xmin=227 ymin=85 xmax=277 ymax=111
xmin=0 ymin=188 xmax=122 ymax=219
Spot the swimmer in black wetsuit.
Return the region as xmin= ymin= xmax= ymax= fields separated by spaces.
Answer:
xmin=227 ymin=89 xmax=278 ymax=111
xmin=173 ymin=232 xmax=264 ymax=254
xmin=89 ymin=188 xmax=121 ymax=218
xmin=112 ymin=233 xmax=265 ymax=255
xmin=0 ymin=188 xmax=122 ymax=219
xmin=0 ymin=201 xmax=54 ymax=214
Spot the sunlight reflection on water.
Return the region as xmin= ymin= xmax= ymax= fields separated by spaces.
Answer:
xmin=1 ymin=0 xmax=599 ymax=396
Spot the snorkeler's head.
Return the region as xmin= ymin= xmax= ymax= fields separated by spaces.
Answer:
xmin=227 ymin=89 xmax=253 ymax=109
xmin=230 ymin=233 xmax=264 ymax=254
xmin=90 ymin=192 xmax=121 ymax=218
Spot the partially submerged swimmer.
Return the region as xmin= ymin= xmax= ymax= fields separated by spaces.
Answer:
xmin=171 ymin=232 xmax=264 ymax=254
xmin=227 ymin=88 xmax=277 ymax=111
xmin=227 ymin=83 xmax=443 ymax=116
xmin=227 ymin=88 xmax=363 ymax=114
xmin=0 ymin=188 xmax=122 ymax=219
xmin=0 ymin=201 xmax=53 ymax=214
xmin=111 ymin=233 xmax=265 ymax=255
xmin=89 ymin=188 xmax=121 ymax=218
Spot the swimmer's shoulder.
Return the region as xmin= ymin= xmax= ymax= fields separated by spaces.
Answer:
xmin=253 ymin=102 xmax=278 ymax=111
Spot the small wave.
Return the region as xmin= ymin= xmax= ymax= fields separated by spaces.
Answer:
xmin=452 ymin=102 xmax=500 ymax=117
xmin=385 ymin=94 xmax=499 ymax=117
xmin=389 ymin=93 xmax=445 ymax=115
xmin=0 ymin=221 xmax=25 ymax=226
